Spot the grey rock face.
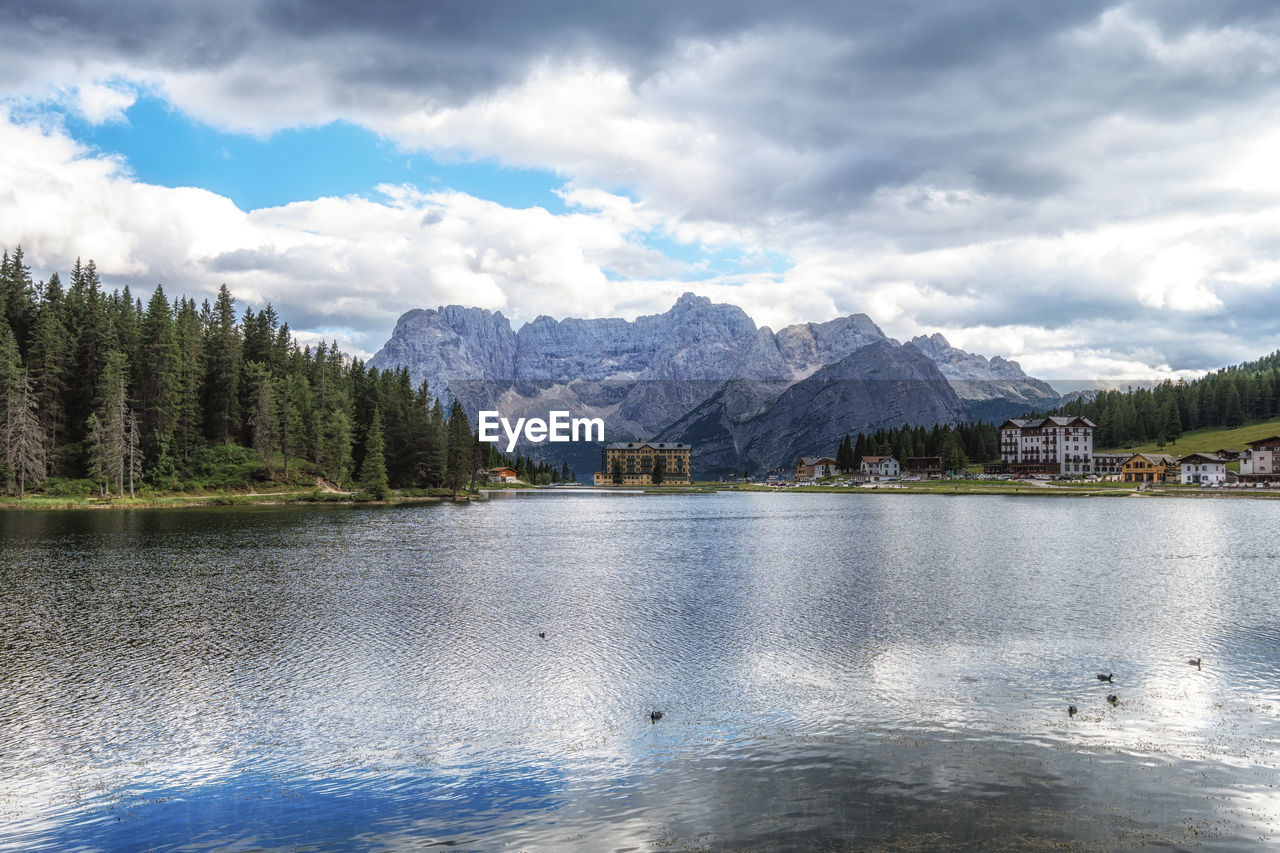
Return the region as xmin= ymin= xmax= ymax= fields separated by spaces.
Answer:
xmin=658 ymin=340 xmax=965 ymax=474
xmin=907 ymin=333 xmax=1057 ymax=400
xmin=370 ymin=306 xmax=517 ymax=401
xmin=369 ymin=295 xmax=1053 ymax=476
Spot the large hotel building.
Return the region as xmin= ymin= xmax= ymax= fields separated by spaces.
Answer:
xmin=996 ymin=416 xmax=1096 ymax=475
xmin=594 ymin=441 xmax=692 ymax=485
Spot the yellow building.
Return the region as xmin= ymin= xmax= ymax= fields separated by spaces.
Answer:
xmin=594 ymin=442 xmax=692 ymax=485
xmin=1121 ymin=453 xmax=1178 ymax=483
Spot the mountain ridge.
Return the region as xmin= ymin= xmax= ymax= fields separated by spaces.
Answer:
xmin=368 ymin=293 xmax=1064 ymax=474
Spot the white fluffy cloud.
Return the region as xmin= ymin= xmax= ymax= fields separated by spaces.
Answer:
xmin=3 ymin=2 xmax=1280 ymax=379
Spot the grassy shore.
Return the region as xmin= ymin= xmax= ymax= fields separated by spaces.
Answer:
xmin=1098 ymin=417 xmax=1280 ymax=459
xmin=0 ymin=486 xmax=475 ymax=510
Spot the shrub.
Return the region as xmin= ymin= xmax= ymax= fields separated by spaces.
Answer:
xmin=42 ymin=478 xmax=95 ymax=498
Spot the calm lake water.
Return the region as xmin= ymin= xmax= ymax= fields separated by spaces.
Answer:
xmin=2 ymin=493 xmax=1279 ymax=851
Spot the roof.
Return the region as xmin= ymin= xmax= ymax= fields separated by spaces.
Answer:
xmin=905 ymin=456 xmax=942 ymax=464
xmin=605 ymin=442 xmax=689 ymax=450
xmin=861 ymin=456 xmax=895 ymax=463
xmin=1178 ymin=453 xmax=1224 ymax=464
xmin=1000 ymin=416 xmax=1097 ymax=429
xmin=798 ymin=456 xmax=837 ymax=465
xmin=1246 ymin=436 xmax=1280 ymax=447
xmin=1124 ymin=452 xmax=1178 ymax=465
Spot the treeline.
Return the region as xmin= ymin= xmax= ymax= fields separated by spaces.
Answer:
xmin=0 ymin=248 xmax=569 ymax=498
xmin=835 ymin=422 xmax=1000 ymax=471
xmin=1045 ymin=352 xmax=1280 ymax=449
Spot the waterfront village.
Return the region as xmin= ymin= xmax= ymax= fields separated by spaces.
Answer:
xmin=549 ymin=417 xmax=1280 ymax=489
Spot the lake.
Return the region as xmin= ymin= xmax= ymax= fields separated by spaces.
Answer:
xmin=1 ymin=493 xmax=1278 ymax=851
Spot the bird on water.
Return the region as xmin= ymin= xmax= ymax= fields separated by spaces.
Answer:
xmin=537 ymin=632 xmax=546 ymax=639
xmin=1107 ymin=694 xmax=1119 ymax=705
xmin=650 ymin=711 xmax=663 ymax=723
xmin=1188 ymin=657 xmax=1201 ymax=669
xmin=1068 ymin=705 xmax=1078 ymax=717
xmin=1096 ymin=673 xmax=1114 ymax=682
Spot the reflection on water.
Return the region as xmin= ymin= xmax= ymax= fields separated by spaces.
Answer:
xmin=1 ymin=495 xmax=1279 ymax=850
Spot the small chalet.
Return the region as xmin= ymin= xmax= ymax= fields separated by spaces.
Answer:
xmin=860 ymin=456 xmax=900 ymax=481
xmin=1178 ymin=453 xmax=1226 ymax=485
xmin=1121 ymin=453 xmax=1178 ymax=484
xmin=796 ymin=456 xmax=839 ymax=480
xmin=904 ymin=456 xmax=942 ymax=479
xmin=489 ymin=466 xmax=519 ymax=483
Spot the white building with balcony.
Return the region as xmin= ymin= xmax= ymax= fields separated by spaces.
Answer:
xmin=998 ymin=416 xmax=1096 ymax=475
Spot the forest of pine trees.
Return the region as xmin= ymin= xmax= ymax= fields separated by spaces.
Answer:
xmin=0 ymin=249 xmax=573 ymax=499
xmin=837 ymin=422 xmax=1000 ymax=473
xmin=1042 ymin=355 xmax=1280 ymax=449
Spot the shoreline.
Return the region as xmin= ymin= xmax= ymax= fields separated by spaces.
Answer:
xmin=3 ymin=482 xmax=1278 ymax=510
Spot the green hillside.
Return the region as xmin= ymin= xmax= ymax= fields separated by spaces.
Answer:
xmin=1100 ymin=417 xmax=1280 ymax=458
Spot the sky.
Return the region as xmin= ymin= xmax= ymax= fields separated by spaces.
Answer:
xmin=2 ymin=1 xmax=1280 ymax=380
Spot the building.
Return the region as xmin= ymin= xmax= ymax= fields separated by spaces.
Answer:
xmin=861 ymin=456 xmax=900 ymax=481
xmin=796 ymin=456 xmax=839 ymax=480
xmin=1239 ymin=436 xmax=1280 ymax=482
xmin=1121 ymin=453 xmax=1178 ymax=483
xmin=488 ymin=466 xmax=519 ymax=483
xmin=595 ymin=441 xmax=692 ymax=485
xmin=999 ymin=416 xmax=1096 ymax=475
xmin=1215 ymin=448 xmax=1243 ymax=462
xmin=1092 ymin=453 xmax=1128 ymax=477
xmin=1179 ymin=453 xmax=1226 ymax=485
xmin=904 ymin=456 xmax=943 ymax=479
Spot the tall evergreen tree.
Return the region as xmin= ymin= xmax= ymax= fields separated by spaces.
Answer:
xmin=173 ymin=297 xmax=204 ymax=460
xmin=3 ymin=369 xmax=45 ymax=497
xmin=203 ymin=284 xmax=242 ymax=443
xmin=444 ymin=400 xmax=473 ymax=497
xmin=246 ymin=362 xmax=279 ymax=470
xmin=26 ymin=272 xmax=70 ymax=469
xmin=94 ymin=351 xmax=131 ymax=497
xmin=138 ymin=285 xmax=180 ymax=464
xmin=358 ymin=408 xmax=390 ymax=499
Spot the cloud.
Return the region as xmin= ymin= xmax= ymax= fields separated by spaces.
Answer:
xmin=74 ymin=81 xmax=136 ymax=124
xmin=1 ymin=3 xmax=1280 ymax=377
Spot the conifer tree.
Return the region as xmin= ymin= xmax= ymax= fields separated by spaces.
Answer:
xmin=1224 ymin=383 xmax=1245 ymax=428
xmin=319 ymin=409 xmax=354 ymax=486
xmin=203 ymin=284 xmax=242 ymax=443
xmin=26 ymin=273 xmax=70 ymax=463
xmin=138 ymin=284 xmax=180 ymax=463
xmin=444 ymin=400 xmax=473 ymax=496
xmin=278 ymin=371 xmax=308 ymax=477
xmin=95 ymin=352 xmax=131 ymax=497
xmin=125 ymin=408 xmax=142 ymax=498
xmin=358 ymin=408 xmax=390 ymax=499
xmin=245 ymin=362 xmax=278 ymax=470
xmin=86 ymin=413 xmax=108 ymax=497
xmin=4 ymin=369 xmax=45 ymax=497
xmin=173 ymin=297 xmax=204 ymax=460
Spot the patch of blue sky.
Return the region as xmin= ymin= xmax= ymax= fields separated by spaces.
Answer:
xmin=33 ymin=94 xmax=569 ymax=214
xmin=634 ymin=233 xmax=791 ymax=282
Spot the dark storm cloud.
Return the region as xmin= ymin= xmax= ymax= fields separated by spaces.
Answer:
xmin=7 ymin=1 xmax=1280 ymax=220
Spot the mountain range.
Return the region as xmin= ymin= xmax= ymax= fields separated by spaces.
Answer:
xmin=368 ymin=293 xmax=1066 ymax=477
